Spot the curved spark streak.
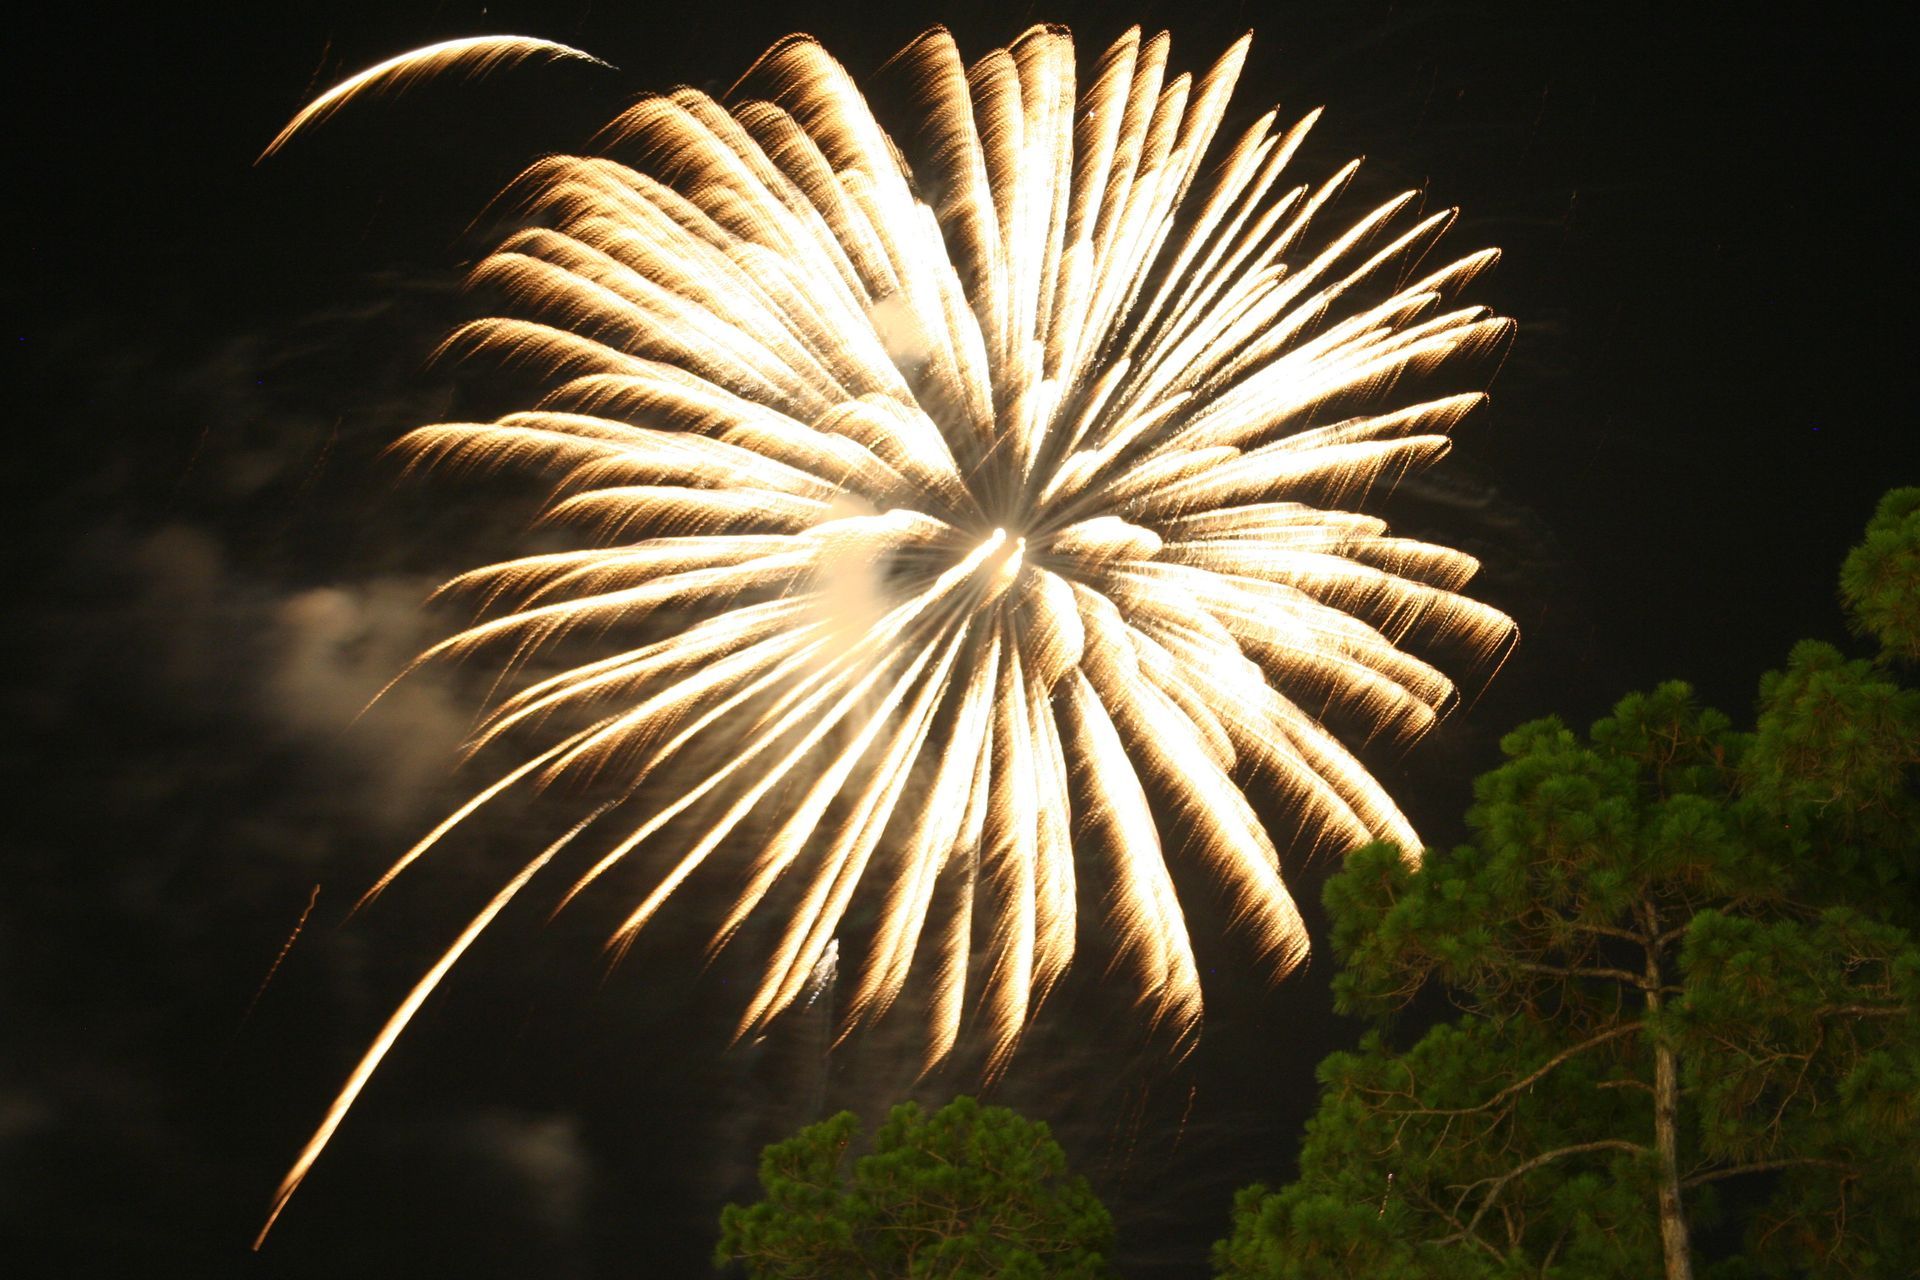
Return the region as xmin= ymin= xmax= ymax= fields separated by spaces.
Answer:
xmin=253 ymin=811 xmax=607 ymax=1249
xmin=257 ymin=25 xmax=1518 ymax=1242
xmin=257 ymin=35 xmax=610 ymax=161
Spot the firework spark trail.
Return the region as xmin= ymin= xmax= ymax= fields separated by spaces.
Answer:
xmin=256 ymin=26 xmax=1517 ymax=1241
xmin=237 ymin=884 xmax=320 ymax=1031
xmin=256 ymin=36 xmax=610 ymax=161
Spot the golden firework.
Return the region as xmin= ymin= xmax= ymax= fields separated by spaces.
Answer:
xmin=256 ymin=26 xmax=1515 ymax=1243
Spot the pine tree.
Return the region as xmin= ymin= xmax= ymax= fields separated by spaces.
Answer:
xmin=717 ymin=1096 xmax=1114 ymax=1279
xmin=1216 ymin=489 xmax=1919 ymax=1279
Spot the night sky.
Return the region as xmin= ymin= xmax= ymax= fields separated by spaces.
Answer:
xmin=10 ymin=3 xmax=1909 ymax=1276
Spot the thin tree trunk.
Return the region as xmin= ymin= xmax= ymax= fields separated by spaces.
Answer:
xmin=1651 ymin=1027 xmax=1692 ymax=1280
xmin=1641 ymin=901 xmax=1693 ymax=1280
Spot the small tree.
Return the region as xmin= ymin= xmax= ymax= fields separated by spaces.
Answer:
xmin=716 ymin=1096 xmax=1114 ymax=1279
xmin=1216 ymin=490 xmax=1920 ymax=1280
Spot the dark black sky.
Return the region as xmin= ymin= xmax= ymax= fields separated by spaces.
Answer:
xmin=9 ymin=3 xmax=1910 ymax=1277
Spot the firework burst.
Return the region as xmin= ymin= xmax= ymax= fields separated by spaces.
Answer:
xmin=257 ymin=25 xmax=1515 ymax=1241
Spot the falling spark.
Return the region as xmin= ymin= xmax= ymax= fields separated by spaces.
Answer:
xmin=255 ymin=815 xmax=603 ymax=1248
xmin=238 ymin=883 xmax=320 ymax=1030
xmin=256 ymin=24 xmax=1516 ymax=1241
xmin=1175 ymin=1083 xmax=1198 ymax=1153
xmin=802 ymin=937 xmax=841 ymax=1011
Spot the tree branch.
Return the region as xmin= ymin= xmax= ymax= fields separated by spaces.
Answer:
xmin=1436 ymin=1140 xmax=1646 ymax=1249
xmin=1682 ymin=1158 xmax=1854 ymax=1189
xmin=1370 ymin=1023 xmax=1642 ymax=1118
xmin=1595 ymin=1077 xmax=1654 ymax=1093
xmin=1510 ymin=960 xmax=1648 ymax=986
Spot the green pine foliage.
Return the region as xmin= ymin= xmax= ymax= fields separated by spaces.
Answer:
xmin=1217 ymin=491 xmax=1919 ymax=1280
xmin=1742 ymin=639 xmax=1920 ymax=894
xmin=1840 ymin=486 xmax=1920 ymax=662
xmin=716 ymin=1096 xmax=1114 ymax=1279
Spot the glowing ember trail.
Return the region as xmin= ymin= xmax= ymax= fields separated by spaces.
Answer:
xmin=255 ymin=25 xmax=1517 ymax=1243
